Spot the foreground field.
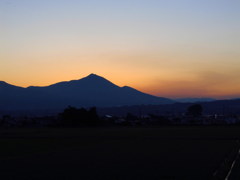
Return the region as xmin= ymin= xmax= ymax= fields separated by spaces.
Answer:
xmin=0 ymin=126 xmax=240 ymax=180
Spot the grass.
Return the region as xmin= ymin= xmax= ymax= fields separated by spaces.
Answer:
xmin=0 ymin=126 xmax=240 ymax=180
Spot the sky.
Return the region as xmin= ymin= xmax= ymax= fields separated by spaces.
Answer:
xmin=1 ymin=0 xmax=240 ymax=99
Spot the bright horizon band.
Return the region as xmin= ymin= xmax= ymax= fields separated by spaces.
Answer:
xmin=1 ymin=0 xmax=240 ymax=98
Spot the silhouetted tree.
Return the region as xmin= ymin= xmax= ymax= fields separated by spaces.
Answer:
xmin=121 ymin=113 xmax=139 ymax=126
xmin=126 ymin=112 xmax=138 ymax=121
xmin=88 ymin=107 xmax=99 ymax=124
xmin=148 ymin=114 xmax=171 ymax=125
xmin=60 ymin=106 xmax=100 ymax=126
xmin=187 ymin=104 xmax=203 ymax=117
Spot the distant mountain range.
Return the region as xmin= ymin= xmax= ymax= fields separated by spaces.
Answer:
xmin=99 ymin=99 xmax=240 ymax=117
xmin=0 ymin=74 xmax=174 ymax=111
xmin=174 ymin=98 xmax=216 ymax=103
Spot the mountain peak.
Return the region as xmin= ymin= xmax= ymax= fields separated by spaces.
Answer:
xmin=80 ymin=73 xmax=119 ymax=88
xmin=88 ymin=73 xmax=98 ymax=77
xmin=82 ymin=73 xmax=112 ymax=83
xmin=84 ymin=73 xmax=104 ymax=79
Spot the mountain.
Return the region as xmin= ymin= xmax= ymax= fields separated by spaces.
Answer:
xmin=0 ymin=81 xmax=23 ymax=90
xmin=0 ymin=81 xmax=30 ymax=110
xmin=175 ymin=98 xmax=216 ymax=103
xmin=99 ymin=99 xmax=240 ymax=117
xmin=0 ymin=74 xmax=174 ymax=111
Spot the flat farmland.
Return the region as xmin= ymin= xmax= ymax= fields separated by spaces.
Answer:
xmin=0 ymin=126 xmax=240 ymax=180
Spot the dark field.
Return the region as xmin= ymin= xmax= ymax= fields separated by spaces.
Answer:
xmin=0 ymin=127 xmax=240 ymax=180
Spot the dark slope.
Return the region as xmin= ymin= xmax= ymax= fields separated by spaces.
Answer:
xmin=0 ymin=74 xmax=173 ymax=110
xmin=175 ymin=98 xmax=216 ymax=103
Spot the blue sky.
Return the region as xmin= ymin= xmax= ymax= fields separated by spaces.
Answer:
xmin=1 ymin=0 xmax=240 ymax=98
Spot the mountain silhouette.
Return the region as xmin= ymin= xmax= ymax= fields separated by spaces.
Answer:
xmin=0 ymin=74 xmax=174 ymax=110
xmin=175 ymin=98 xmax=216 ymax=103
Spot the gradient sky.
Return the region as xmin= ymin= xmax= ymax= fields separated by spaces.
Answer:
xmin=1 ymin=0 xmax=240 ymax=98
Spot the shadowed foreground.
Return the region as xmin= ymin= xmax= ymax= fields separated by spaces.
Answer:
xmin=0 ymin=127 xmax=240 ymax=180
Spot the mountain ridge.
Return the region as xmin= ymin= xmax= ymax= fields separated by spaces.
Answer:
xmin=0 ymin=74 xmax=174 ymax=110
